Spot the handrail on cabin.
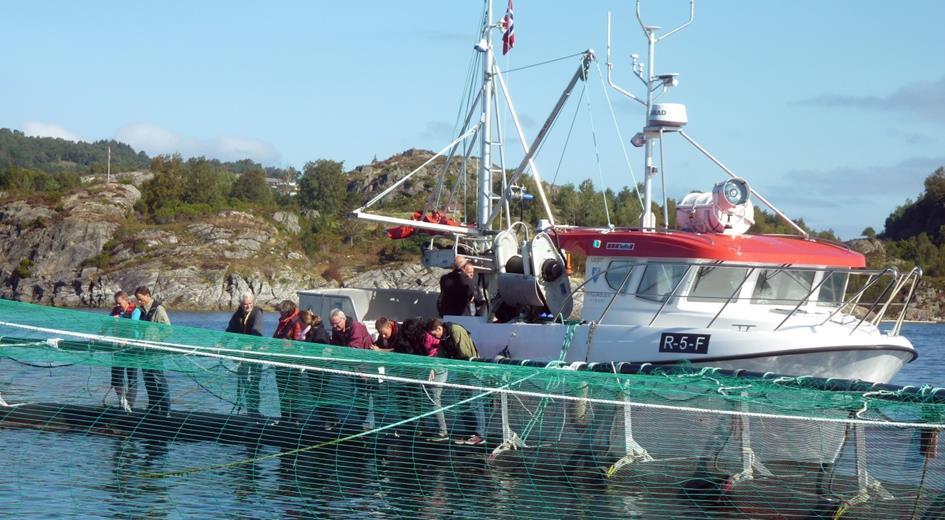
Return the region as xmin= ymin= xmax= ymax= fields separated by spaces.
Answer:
xmin=564 ymin=260 xmax=917 ymax=336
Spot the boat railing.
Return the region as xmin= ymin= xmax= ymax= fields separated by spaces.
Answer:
xmin=564 ymin=261 xmax=921 ymax=336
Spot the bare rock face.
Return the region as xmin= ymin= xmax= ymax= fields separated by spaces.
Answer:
xmin=272 ymin=211 xmax=301 ymax=234
xmin=0 ymin=183 xmax=328 ymax=310
xmin=0 ymin=184 xmax=139 ymax=304
xmin=846 ymin=238 xmax=886 ymax=258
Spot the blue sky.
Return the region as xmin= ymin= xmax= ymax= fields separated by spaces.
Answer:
xmin=3 ymin=1 xmax=944 ymax=238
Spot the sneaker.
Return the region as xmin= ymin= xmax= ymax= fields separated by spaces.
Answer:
xmin=463 ymin=434 xmax=485 ymax=446
xmin=428 ymin=433 xmax=450 ymax=443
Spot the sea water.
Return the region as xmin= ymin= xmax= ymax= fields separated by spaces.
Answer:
xmin=0 ymin=314 xmax=942 ymax=518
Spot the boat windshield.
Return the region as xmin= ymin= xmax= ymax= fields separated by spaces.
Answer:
xmin=638 ymin=263 xmax=689 ymax=302
xmin=751 ymin=269 xmax=815 ymax=306
xmin=604 ymin=261 xmax=636 ymax=293
xmin=687 ymin=266 xmax=750 ymax=303
xmin=817 ymin=271 xmax=848 ymax=307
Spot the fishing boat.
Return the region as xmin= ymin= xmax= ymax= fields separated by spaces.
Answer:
xmin=299 ymin=0 xmax=920 ymax=384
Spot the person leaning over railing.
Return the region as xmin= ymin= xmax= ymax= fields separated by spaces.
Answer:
xmin=425 ymin=318 xmax=485 ymax=446
xmin=329 ymin=308 xmax=377 ymax=430
xmin=389 ymin=317 xmax=428 ymax=437
xmin=299 ymin=309 xmax=335 ymax=428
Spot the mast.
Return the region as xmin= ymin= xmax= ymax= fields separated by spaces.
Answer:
xmin=637 ymin=1 xmax=693 ymax=229
xmin=477 ymin=0 xmax=495 ymax=231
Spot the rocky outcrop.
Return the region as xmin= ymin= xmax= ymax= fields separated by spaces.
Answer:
xmin=0 ymin=183 xmax=440 ymax=311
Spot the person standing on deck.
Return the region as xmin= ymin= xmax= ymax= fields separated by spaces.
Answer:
xmin=272 ymin=300 xmax=304 ymax=423
xmin=110 ymin=290 xmax=140 ymax=414
xmin=225 ymin=292 xmax=264 ymax=418
xmin=329 ymin=308 xmax=377 ymax=430
xmin=133 ymin=286 xmax=172 ymax=417
xmin=438 ymin=256 xmax=476 ymax=317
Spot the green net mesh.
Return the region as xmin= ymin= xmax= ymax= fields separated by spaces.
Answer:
xmin=1 ymin=298 xmax=944 ymax=518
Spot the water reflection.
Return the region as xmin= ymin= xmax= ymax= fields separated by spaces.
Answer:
xmin=105 ymin=439 xmax=172 ymax=519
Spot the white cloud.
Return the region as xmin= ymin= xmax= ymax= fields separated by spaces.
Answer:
xmin=115 ymin=123 xmax=281 ymax=165
xmin=22 ymin=121 xmax=81 ymax=141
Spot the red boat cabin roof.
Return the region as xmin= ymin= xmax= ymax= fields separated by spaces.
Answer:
xmin=553 ymin=228 xmax=866 ymax=268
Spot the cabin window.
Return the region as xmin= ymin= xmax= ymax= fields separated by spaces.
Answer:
xmin=750 ymin=269 xmax=815 ymax=305
xmin=604 ymin=261 xmax=636 ymax=292
xmin=687 ymin=266 xmax=750 ymax=303
xmin=638 ymin=263 xmax=689 ymax=303
xmin=817 ymin=271 xmax=848 ymax=307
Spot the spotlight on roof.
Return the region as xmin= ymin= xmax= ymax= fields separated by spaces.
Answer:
xmin=676 ymin=178 xmax=755 ymax=235
xmin=474 ymin=39 xmax=490 ymax=53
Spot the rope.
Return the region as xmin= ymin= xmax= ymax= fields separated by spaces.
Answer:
xmin=4 ymin=356 xmax=79 ymax=369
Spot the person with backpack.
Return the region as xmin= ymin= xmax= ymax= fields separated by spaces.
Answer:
xmin=424 ymin=318 xmax=486 ymax=446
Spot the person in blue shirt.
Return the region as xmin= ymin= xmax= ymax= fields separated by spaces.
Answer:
xmin=109 ymin=290 xmax=141 ymax=413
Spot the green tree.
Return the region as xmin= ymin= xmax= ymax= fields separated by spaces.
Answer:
xmin=862 ymin=226 xmax=877 ymax=239
xmin=230 ymin=168 xmax=273 ymax=205
xmin=298 ymin=159 xmax=348 ymax=218
xmin=182 ymin=157 xmax=230 ymax=206
xmin=140 ymin=155 xmax=185 ymax=221
xmin=923 ymin=167 xmax=945 ymax=202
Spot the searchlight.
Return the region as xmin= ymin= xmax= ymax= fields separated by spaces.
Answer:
xmin=676 ymin=178 xmax=755 ymax=235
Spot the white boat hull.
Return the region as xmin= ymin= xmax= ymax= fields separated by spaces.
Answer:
xmin=449 ymin=316 xmax=915 ymax=383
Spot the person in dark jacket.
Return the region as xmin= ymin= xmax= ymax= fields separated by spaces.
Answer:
xmin=133 ymin=286 xmax=171 ymax=417
xmin=226 ymin=292 xmax=264 ymax=417
xmin=273 ymin=300 xmax=304 ymax=422
xmin=373 ymin=317 xmax=399 ymax=352
xmin=299 ymin=309 xmax=333 ymax=427
xmin=300 ymin=309 xmax=330 ymax=344
xmin=388 ymin=317 xmax=426 ymax=435
xmin=438 ymin=256 xmax=476 ymax=317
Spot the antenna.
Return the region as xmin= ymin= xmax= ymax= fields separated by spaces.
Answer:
xmin=636 ymin=0 xmax=695 ymax=42
xmin=607 ymin=0 xmax=808 ymax=237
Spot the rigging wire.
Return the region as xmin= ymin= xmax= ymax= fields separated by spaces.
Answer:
xmin=584 ymin=74 xmax=614 ymax=229
xmin=499 ymin=51 xmax=589 ymax=75
xmin=549 ymin=83 xmax=586 ymax=188
xmin=594 ymin=60 xmax=644 ymax=208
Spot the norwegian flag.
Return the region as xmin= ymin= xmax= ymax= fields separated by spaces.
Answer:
xmin=501 ymin=0 xmax=515 ymax=55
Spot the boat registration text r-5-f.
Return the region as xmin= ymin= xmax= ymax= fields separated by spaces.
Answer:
xmin=659 ymin=333 xmax=710 ymax=354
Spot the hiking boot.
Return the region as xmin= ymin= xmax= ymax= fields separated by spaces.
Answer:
xmin=463 ymin=434 xmax=485 ymax=446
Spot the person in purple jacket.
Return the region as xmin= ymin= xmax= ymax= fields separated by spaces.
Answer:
xmin=329 ymin=309 xmax=376 ymax=429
